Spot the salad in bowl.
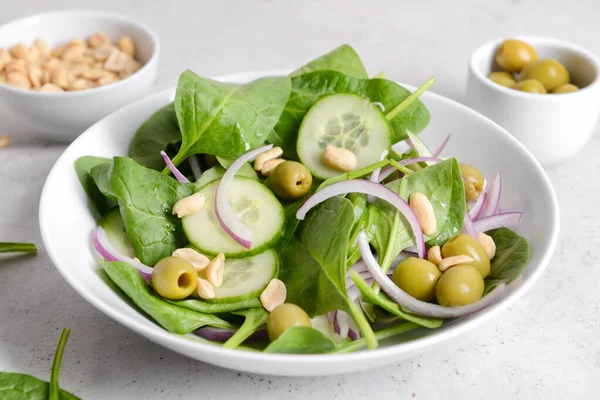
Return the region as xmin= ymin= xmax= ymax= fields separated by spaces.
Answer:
xmin=73 ymin=44 xmax=530 ymax=354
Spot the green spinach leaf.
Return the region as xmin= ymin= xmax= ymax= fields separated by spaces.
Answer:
xmin=74 ymin=156 xmax=116 ymax=215
xmin=110 ymin=157 xmax=192 ymax=266
xmin=223 ymin=308 xmax=268 ymax=349
xmin=129 ymin=103 xmax=182 ymax=170
xmin=264 ymin=326 xmax=336 ymax=354
xmin=333 ymin=322 xmax=420 ymax=354
xmin=270 ymin=71 xmax=430 ymax=158
xmin=484 ymin=228 xmax=530 ymax=294
xmin=166 ymin=297 xmax=261 ymax=314
xmin=290 ymin=44 xmax=368 ymax=79
xmin=102 ymin=261 xmax=232 ymax=334
xmin=169 ymin=70 xmax=291 ymax=167
xmin=90 ymin=161 xmax=117 ymax=202
xmin=0 ymin=242 xmax=37 ymax=254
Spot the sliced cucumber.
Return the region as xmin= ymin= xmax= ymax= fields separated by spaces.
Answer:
xmin=99 ymin=209 xmax=135 ymax=258
xmin=183 ymin=177 xmax=284 ymax=258
xmin=210 ymin=249 xmax=279 ymax=303
xmin=193 ymin=164 xmax=258 ymax=191
xmin=297 ymin=93 xmax=392 ymax=179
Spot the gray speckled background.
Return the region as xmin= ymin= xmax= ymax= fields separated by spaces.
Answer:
xmin=1 ymin=0 xmax=599 ymax=398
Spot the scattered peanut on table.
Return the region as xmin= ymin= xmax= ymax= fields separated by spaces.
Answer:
xmin=0 ymin=33 xmax=143 ymax=92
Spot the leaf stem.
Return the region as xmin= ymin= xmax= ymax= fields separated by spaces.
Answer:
xmin=49 ymin=328 xmax=71 ymax=400
xmin=0 ymin=242 xmax=37 ymax=254
xmin=388 ymin=159 xmax=414 ymax=176
xmin=372 ymin=72 xmax=386 ymax=79
xmin=385 ymin=77 xmax=436 ymax=121
xmin=317 ymin=159 xmax=390 ymax=191
xmin=334 ymin=321 xmax=419 ymax=353
xmin=346 ymin=299 xmax=377 ymax=350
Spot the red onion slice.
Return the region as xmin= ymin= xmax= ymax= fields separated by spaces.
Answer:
xmin=432 ymin=134 xmax=452 ymax=157
xmin=357 ymin=231 xmax=506 ymax=318
xmin=398 ymin=156 xmax=442 ymax=166
xmin=377 ymin=166 xmax=397 ymax=182
xmin=215 ymin=144 xmax=273 ymax=249
xmin=161 ymin=151 xmax=190 ymax=184
xmin=195 ymin=326 xmax=267 ymax=342
xmin=296 ymin=180 xmax=425 ymax=258
xmin=462 ymin=212 xmax=478 ymax=238
xmin=188 ymin=155 xmax=203 ymax=181
xmin=391 ymin=139 xmax=411 ymax=155
xmin=92 ymin=226 xmax=153 ymax=282
xmin=479 ymin=173 xmax=501 ymax=218
xmin=468 ymin=179 xmax=488 ymax=220
xmin=474 ymin=212 xmax=522 ymax=232
xmin=368 ymin=150 xmax=389 ymax=203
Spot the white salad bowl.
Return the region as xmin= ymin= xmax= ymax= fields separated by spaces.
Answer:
xmin=39 ymin=70 xmax=559 ymax=376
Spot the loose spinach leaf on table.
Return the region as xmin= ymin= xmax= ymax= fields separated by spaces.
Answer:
xmin=223 ymin=308 xmax=268 ymax=349
xmin=129 ymin=103 xmax=182 ymax=170
xmin=269 ymin=70 xmax=430 ymax=158
xmin=484 ymin=228 xmax=530 ymax=294
xmin=290 ymin=44 xmax=368 ymax=79
xmin=264 ymin=326 xmax=336 ymax=354
xmin=102 ymin=261 xmax=232 ymax=334
xmin=110 ymin=157 xmax=192 ymax=266
xmin=0 ymin=242 xmax=37 ymax=254
xmin=371 ymin=158 xmax=465 ymax=273
xmin=74 ymin=155 xmax=116 ymax=215
xmin=168 ymin=70 xmax=291 ymax=167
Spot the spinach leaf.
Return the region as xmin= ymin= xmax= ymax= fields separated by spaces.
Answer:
xmin=193 ymin=164 xmax=258 ymax=191
xmin=129 ymin=103 xmax=182 ymax=170
xmin=0 ymin=242 xmax=37 ymax=254
xmin=271 ymin=71 xmax=430 ymax=158
xmin=371 ymin=159 xmax=465 ymax=272
xmin=90 ymin=162 xmax=117 ymax=202
xmin=484 ymin=228 xmax=530 ymax=294
xmin=166 ymin=297 xmax=261 ymax=314
xmin=279 ymin=196 xmax=376 ymax=348
xmin=111 ymin=157 xmax=192 ymax=266
xmin=102 ymin=261 xmax=232 ymax=334
xmin=351 ymin=272 xmax=443 ymax=328
xmin=74 ymin=156 xmax=116 ymax=215
xmin=169 ymin=70 xmax=291 ymax=167
xmin=290 ymin=44 xmax=368 ymax=79
xmin=48 ymin=329 xmax=70 ymax=400
xmin=264 ymin=326 xmax=336 ymax=354
xmin=223 ymin=308 xmax=268 ymax=349
xmin=274 ymin=199 xmax=304 ymax=253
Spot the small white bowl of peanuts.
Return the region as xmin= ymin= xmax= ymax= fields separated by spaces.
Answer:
xmin=0 ymin=10 xmax=159 ymax=142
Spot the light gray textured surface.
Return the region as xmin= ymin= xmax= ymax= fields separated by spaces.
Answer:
xmin=1 ymin=0 xmax=599 ymax=398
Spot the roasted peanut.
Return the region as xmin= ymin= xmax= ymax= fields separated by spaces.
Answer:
xmin=260 ymin=279 xmax=287 ymax=312
xmin=206 ymin=253 xmax=225 ymax=288
xmin=118 ymin=36 xmax=136 ymax=57
xmin=438 ymin=255 xmax=474 ymax=272
xmin=409 ymin=192 xmax=437 ymax=236
xmin=477 ymin=232 xmax=496 ymax=259
xmin=172 ymin=192 xmax=206 ymax=218
xmin=254 ymin=147 xmax=283 ymax=171
xmin=172 ymin=248 xmax=210 ymax=271
xmin=322 ymin=146 xmax=357 ymax=172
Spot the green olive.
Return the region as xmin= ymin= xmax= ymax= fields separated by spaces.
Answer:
xmin=552 ymin=83 xmax=580 ymax=94
xmin=519 ymin=58 xmax=570 ymax=91
xmin=267 ymin=303 xmax=312 ymax=341
xmin=265 ymin=161 xmax=313 ymax=201
xmin=495 ymin=39 xmax=538 ymax=72
xmin=152 ymin=257 xmax=198 ymax=300
xmin=488 ymin=71 xmax=516 ymax=88
xmin=442 ymin=233 xmax=490 ymax=278
xmin=391 ymin=257 xmax=441 ymax=302
xmin=514 ymin=79 xmax=547 ymax=94
xmin=459 ymin=163 xmax=484 ymax=202
xmin=436 ymin=265 xmax=484 ymax=306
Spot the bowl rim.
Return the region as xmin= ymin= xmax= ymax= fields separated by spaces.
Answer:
xmin=469 ymin=35 xmax=600 ymax=99
xmin=0 ymin=9 xmax=160 ymax=98
xmin=39 ymin=69 xmax=560 ymax=367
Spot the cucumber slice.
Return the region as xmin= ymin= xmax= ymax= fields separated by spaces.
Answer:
xmin=99 ymin=209 xmax=135 ymax=258
xmin=297 ymin=93 xmax=392 ymax=179
xmin=183 ymin=177 xmax=284 ymax=258
xmin=210 ymin=249 xmax=279 ymax=303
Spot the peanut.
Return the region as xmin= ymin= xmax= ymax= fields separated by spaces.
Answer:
xmin=88 ymin=33 xmax=111 ymax=48
xmin=104 ymin=50 xmax=128 ymax=72
xmin=5 ymin=61 xmax=26 ymax=74
xmin=0 ymin=49 xmax=12 ymax=71
xmin=477 ymin=232 xmax=496 ymax=259
xmin=254 ymin=146 xmax=283 ymax=171
xmin=51 ymin=66 xmax=68 ymax=88
xmin=33 ymin=38 xmax=51 ymax=58
xmin=6 ymin=72 xmax=31 ymax=89
xmin=172 ymin=248 xmax=210 ymax=271
xmin=172 ymin=192 xmax=206 ymax=218
xmin=260 ymin=279 xmax=287 ymax=312
xmin=67 ymin=38 xmax=86 ymax=48
xmin=427 ymin=245 xmax=442 ymax=266
xmin=206 ymin=253 xmax=225 ymax=288
xmin=10 ymin=43 xmax=29 ymax=60
xmin=439 ymin=255 xmax=474 ymax=272
xmin=409 ymin=192 xmax=437 ymax=236
xmin=52 ymin=45 xmax=67 ymax=58
xmin=67 ymin=78 xmax=90 ymax=91
xmin=0 ymin=135 xmax=10 ymax=149
xmin=39 ymin=83 xmax=64 ymax=93
xmin=118 ymin=36 xmax=136 ymax=57
xmin=260 ymin=158 xmax=285 ymax=176
xmin=61 ymin=46 xmax=85 ymax=61
xmin=27 ymin=65 xmax=42 ymax=88
xmin=94 ymin=45 xmax=117 ymax=61
xmin=322 ymin=146 xmax=357 ymax=172
xmin=196 ymin=278 xmax=215 ymax=299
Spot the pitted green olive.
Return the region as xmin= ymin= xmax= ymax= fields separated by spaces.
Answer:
xmin=265 ymin=161 xmax=313 ymax=201
xmin=442 ymin=233 xmax=490 ymax=278
xmin=152 ymin=257 xmax=198 ymax=300
xmin=391 ymin=257 xmax=441 ymax=302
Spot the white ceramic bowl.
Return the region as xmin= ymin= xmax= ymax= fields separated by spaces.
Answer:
xmin=0 ymin=10 xmax=159 ymax=142
xmin=466 ymin=36 xmax=600 ymax=167
xmin=39 ymin=70 xmax=559 ymax=376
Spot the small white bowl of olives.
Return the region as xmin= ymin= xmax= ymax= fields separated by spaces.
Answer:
xmin=466 ymin=36 xmax=600 ymax=167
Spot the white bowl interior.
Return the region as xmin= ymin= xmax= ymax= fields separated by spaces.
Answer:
xmin=39 ymin=70 xmax=559 ymax=376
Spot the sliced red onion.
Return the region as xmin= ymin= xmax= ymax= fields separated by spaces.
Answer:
xmin=462 ymin=212 xmax=478 ymax=238
xmin=377 ymin=166 xmax=397 ymax=182
xmin=161 ymin=151 xmax=190 ymax=184
xmin=347 ymin=317 xmax=360 ymax=341
xmin=468 ymin=179 xmax=488 ymax=220
xmin=195 ymin=326 xmax=267 ymax=342
xmin=215 ymin=144 xmax=273 ymax=249
xmin=398 ymin=156 xmax=442 ymax=166
xmin=92 ymin=226 xmax=153 ymax=282
xmin=474 ymin=212 xmax=522 ymax=232
xmin=357 ymin=231 xmax=506 ymax=318
xmin=391 ymin=139 xmax=411 ymax=155
xmin=188 ymin=155 xmax=203 ymax=181
xmin=432 ymin=134 xmax=452 ymax=157
xmin=405 ymin=137 xmax=417 ymax=151
xmin=368 ymin=150 xmax=389 ymax=203
xmin=479 ymin=173 xmax=501 ymax=218
xmin=296 ymin=180 xmax=425 ymax=258
xmin=333 ymin=310 xmax=349 ymax=338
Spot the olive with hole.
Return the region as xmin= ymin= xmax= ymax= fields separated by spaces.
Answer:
xmin=442 ymin=233 xmax=490 ymax=278
xmin=267 ymin=303 xmax=312 ymax=341
xmin=459 ymin=163 xmax=485 ymax=202
xmin=488 ymin=71 xmax=516 ymax=88
xmin=265 ymin=161 xmax=313 ymax=201
xmin=495 ymin=39 xmax=538 ymax=72
xmin=515 ymin=79 xmax=547 ymax=94
xmin=152 ymin=257 xmax=198 ymax=300
xmin=391 ymin=257 xmax=441 ymax=302
xmin=519 ymin=58 xmax=570 ymax=91
xmin=436 ymin=264 xmax=484 ymax=306
xmin=552 ymin=83 xmax=580 ymax=94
